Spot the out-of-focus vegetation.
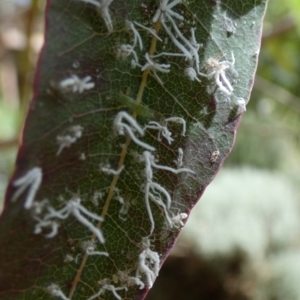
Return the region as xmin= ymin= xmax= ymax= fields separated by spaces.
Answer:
xmin=0 ymin=0 xmax=300 ymax=299
xmin=0 ymin=0 xmax=44 ymax=208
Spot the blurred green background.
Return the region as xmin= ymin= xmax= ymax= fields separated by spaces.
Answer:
xmin=0 ymin=0 xmax=300 ymax=299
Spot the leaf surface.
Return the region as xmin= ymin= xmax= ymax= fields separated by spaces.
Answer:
xmin=0 ymin=0 xmax=268 ymax=299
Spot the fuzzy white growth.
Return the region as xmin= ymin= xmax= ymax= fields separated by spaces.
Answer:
xmin=141 ymin=53 xmax=171 ymax=85
xmin=92 ymin=191 xmax=105 ymax=206
xmin=75 ymin=253 xmax=82 ymax=264
xmin=79 ymin=153 xmax=86 ymax=160
xmin=77 ymin=0 xmax=114 ymax=32
xmin=117 ymin=44 xmax=138 ymax=62
xmin=46 ymin=284 xmax=69 ymax=300
xmin=174 ymin=147 xmax=183 ymax=167
xmin=133 ymin=21 xmax=162 ymax=41
xmin=100 ymin=164 xmax=124 ymax=176
xmin=113 ymin=188 xmax=129 ymax=221
xmin=64 ymin=254 xmax=74 ymax=263
xmin=172 ymin=212 xmax=187 ymax=228
xmin=87 ymin=284 xmax=127 ymax=300
xmin=12 ymin=167 xmax=42 ymax=209
xmin=205 ymin=52 xmax=236 ymax=95
xmin=114 ymin=187 xmax=124 ymax=204
xmin=118 ymin=200 xmax=130 ymax=220
xmin=221 ymin=11 xmax=237 ymax=34
xmin=184 ymin=67 xmax=201 ymax=82
xmin=31 ymin=199 xmax=48 ymax=215
xmin=56 ymin=125 xmax=83 ymax=156
xmin=116 ymin=270 xmax=145 ymax=289
xmin=136 ymin=239 xmax=160 ymax=288
xmin=130 ymin=58 xmax=141 ymax=69
xmin=81 ymin=240 xmax=109 ymax=256
xmin=34 ymin=218 xmax=60 ymax=238
xmin=44 ymin=197 xmax=105 ymax=243
xmin=59 ymin=75 xmax=94 ymax=93
xmin=113 ymin=111 xmax=155 ymax=151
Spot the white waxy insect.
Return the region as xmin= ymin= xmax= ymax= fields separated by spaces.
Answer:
xmin=141 ymin=53 xmax=171 ymax=85
xmin=184 ymin=67 xmax=201 ymax=82
xmin=58 ymin=75 xmax=94 ymax=93
xmin=165 ymin=116 xmax=186 ymax=136
xmin=113 ymin=188 xmax=130 ymax=221
xmin=136 ymin=238 xmax=160 ymax=288
xmin=144 ymin=121 xmax=174 ymax=145
xmin=236 ymin=97 xmax=246 ymax=112
xmin=11 ymin=167 xmax=42 ymax=210
xmin=64 ymin=254 xmax=74 ymax=263
xmin=81 ymin=240 xmax=109 ymax=257
xmin=126 ymin=21 xmax=143 ymax=50
xmin=142 ymin=151 xmax=194 ymax=176
xmin=31 ymin=199 xmax=48 ymax=215
xmin=113 ymin=111 xmax=155 ymax=151
xmin=56 ymin=125 xmax=83 ymax=156
xmin=46 ymin=284 xmax=69 ymax=300
xmin=34 ymin=218 xmax=60 ymax=238
xmin=144 ymin=117 xmax=186 ymax=144
xmin=87 ymin=283 xmax=127 ymax=300
xmin=77 ymin=0 xmax=114 ymax=32
xmin=133 ymin=21 xmax=162 ymax=41
xmin=100 ymin=164 xmax=124 ymax=176
xmin=172 ymin=212 xmax=187 ymax=228
xmin=92 ymin=191 xmax=105 ymax=206
xmin=116 ymin=270 xmax=145 ymax=289
xmin=152 ymin=0 xmax=204 ymax=78
xmin=152 ymin=0 xmax=184 ymax=23
xmin=204 ymin=52 xmax=236 ymax=95
xmin=43 ymin=197 xmax=105 ymax=243
xmin=140 ymin=151 xmax=194 ymax=234
xmin=116 ymin=44 xmax=138 ymax=62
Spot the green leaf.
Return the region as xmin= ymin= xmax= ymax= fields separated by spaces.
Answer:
xmin=0 ymin=0 xmax=268 ymax=299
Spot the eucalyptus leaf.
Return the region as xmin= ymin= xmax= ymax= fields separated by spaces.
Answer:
xmin=0 ymin=0 xmax=268 ymax=299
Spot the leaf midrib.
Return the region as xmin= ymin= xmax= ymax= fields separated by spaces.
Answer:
xmin=68 ymin=20 xmax=162 ymax=299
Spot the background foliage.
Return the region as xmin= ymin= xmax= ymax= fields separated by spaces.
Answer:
xmin=0 ymin=0 xmax=300 ymax=299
